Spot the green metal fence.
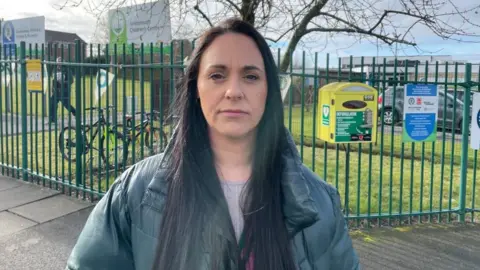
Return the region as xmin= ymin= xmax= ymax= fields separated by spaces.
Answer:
xmin=0 ymin=40 xmax=478 ymax=227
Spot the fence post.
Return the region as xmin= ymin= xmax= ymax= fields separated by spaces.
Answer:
xmin=75 ymin=40 xmax=83 ymax=185
xmin=20 ymin=41 xmax=28 ymax=181
xmin=458 ymin=63 xmax=472 ymax=223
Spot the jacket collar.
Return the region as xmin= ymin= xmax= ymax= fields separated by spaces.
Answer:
xmin=280 ymin=127 xmax=320 ymax=235
xmin=153 ymin=125 xmax=320 ymax=235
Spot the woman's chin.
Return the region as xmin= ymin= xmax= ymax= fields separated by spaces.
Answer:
xmin=215 ymin=127 xmax=256 ymax=141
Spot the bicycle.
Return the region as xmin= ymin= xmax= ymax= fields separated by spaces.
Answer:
xmin=58 ymin=106 xmax=128 ymax=170
xmin=116 ymin=110 xmax=169 ymax=161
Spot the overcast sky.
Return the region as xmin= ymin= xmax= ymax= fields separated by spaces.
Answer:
xmin=3 ymin=0 xmax=480 ymax=65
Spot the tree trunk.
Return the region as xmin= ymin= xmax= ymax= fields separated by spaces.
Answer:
xmin=279 ymin=29 xmax=305 ymax=72
xmin=279 ymin=0 xmax=328 ymax=72
xmin=240 ymin=0 xmax=256 ymax=25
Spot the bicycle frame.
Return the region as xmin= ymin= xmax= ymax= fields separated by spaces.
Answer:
xmin=78 ymin=107 xmax=120 ymax=157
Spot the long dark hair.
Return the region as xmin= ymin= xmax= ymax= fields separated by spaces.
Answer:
xmin=152 ymin=18 xmax=296 ymax=270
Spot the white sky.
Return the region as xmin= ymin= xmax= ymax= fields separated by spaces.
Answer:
xmin=2 ymin=0 xmax=480 ymax=64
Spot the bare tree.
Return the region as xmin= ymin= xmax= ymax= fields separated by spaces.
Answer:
xmin=91 ymin=14 xmax=109 ymax=44
xmin=54 ymin=0 xmax=480 ymax=71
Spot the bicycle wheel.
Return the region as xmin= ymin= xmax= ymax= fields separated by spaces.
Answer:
xmin=144 ymin=126 xmax=168 ymax=154
xmin=100 ymin=127 xmax=129 ymax=170
xmin=58 ymin=126 xmax=88 ymax=162
xmin=115 ymin=124 xmax=167 ymax=162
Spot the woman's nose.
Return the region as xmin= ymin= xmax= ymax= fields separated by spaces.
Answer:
xmin=224 ymin=78 xmax=244 ymax=100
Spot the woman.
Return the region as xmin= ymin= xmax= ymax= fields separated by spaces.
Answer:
xmin=66 ymin=18 xmax=359 ymax=270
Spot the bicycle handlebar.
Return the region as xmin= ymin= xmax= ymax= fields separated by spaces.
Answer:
xmin=85 ymin=105 xmax=115 ymax=111
xmin=133 ymin=110 xmax=160 ymax=115
xmin=130 ymin=110 xmax=162 ymax=120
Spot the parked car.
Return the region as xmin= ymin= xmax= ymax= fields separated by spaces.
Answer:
xmin=377 ymin=86 xmax=472 ymax=133
xmin=445 ymin=89 xmax=475 ymax=104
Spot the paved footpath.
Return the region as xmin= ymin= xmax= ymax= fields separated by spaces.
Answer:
xmin=0 ymin=175 xmax=479 ymax=270
xmin=0 ymin=175 xmax=93 ymax=270
xmin=352 ymin=222 xmax=480 ymax=269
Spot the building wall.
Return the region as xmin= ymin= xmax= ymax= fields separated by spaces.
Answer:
xmin=341 ymin=55 xmax=456 ymax=69
xmin=45 ymin=43 xmax=87 ymax=61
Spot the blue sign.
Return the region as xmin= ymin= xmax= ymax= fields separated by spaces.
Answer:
xmin=405 ymin=83 xmax=438 ymax=97
xmin=2 ymin=21 xmax=16 ymax=57
xmin=94 ymin=69 xmax=115 ymax=103
xmin=96 ymin=69 xmax=108 ymax=88
xmin=477 ymin=109 xmax=480 ymax=129
xmin=472 ymin=92 xmax=480 ymax=149
xmin=402 ymin=84 xmax=439 ymax=142
xmin=404 ymin=113 xmax=436 ymax=141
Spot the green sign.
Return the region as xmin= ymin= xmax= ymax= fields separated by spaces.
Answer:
xmin=335 ymin=111 xmax=372 ymax=142
xmin=322 ymin=105 xmax=330 ymax=126
xmin=107 ymin=2 xmax=173 ymax=55
xmin=109 ymin=10 xmax=127 ymax=47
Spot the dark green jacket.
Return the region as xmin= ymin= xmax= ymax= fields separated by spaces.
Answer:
xmin=66 ymin=129 xmax=360 ymax=270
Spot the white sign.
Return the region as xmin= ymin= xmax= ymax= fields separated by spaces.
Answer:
xmin=1 ymin=16 xmax=45 ymax=56
xmin=471 ymin=92 xmax=480 ymax=150
xmin=108 ymin=1 xmax=172 ymax=46
xmin=402 ymin=84 xmax=439 ymax=142
xmin=279 ymin=74 xmax=291 ymax=102
xmin=94 ymin=69 xmax=115 ymax=104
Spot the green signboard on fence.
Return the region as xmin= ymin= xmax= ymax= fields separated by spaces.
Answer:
xmin=108 ymin=1 xmax=172 ymax=55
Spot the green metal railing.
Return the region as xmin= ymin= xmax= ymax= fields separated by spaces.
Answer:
xmin=0 ymin=40 xmax=479 ymax=227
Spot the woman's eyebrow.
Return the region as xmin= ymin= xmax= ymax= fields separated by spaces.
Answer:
xmin=206 ymin=64 xmax=227 ymax=70
xmin=243 ymin=65 xmax=263 ymax=72
xmin=206 ymin=64 xmax=264 ymax=72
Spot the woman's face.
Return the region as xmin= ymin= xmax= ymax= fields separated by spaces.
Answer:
xmin=197 ymin=33 xmax=268 ymax=140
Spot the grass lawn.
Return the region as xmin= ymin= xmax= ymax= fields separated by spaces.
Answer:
xmin=299 ymin=145 xmax=479 ymax=218
xmin=1 ymin=77 xmax=157 ymax=116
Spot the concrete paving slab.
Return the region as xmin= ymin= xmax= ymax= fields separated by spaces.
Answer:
xmin=0 ymin=211 xmax=37 ymax=238
xmin=0 ymin=176 xmax=22 ymax=192
xmin=9 ymin=195 xmax=92 ymax=223
xmin=0 ymin=207 xmax=93 ymax=270
xmin=0 ymin=183 xmax=59 ymax=211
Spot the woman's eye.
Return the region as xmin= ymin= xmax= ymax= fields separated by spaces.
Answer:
xmin=245 ymin=74 xmax=259 ymax=81
xmin=209 ymin=73 xmax=224 ymax=80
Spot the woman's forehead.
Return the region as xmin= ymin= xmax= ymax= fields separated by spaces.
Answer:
xmin=200 ymin=33 xmax=264 ymax=70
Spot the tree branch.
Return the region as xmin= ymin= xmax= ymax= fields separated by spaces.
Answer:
xmin=304 ymin=27 xmax=416 ymax=46
xmin=193 ymin=4 xmax=213 ymax=27
xmin=368 ymin=10 xmax=434 ymax=33
xmin=265 ymin=25 xmax=297 ymax=43
xmin=224 ymin=0 xmax=242 ymax=13
xmin=279 ymin=0 xmax=330 ymax=71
